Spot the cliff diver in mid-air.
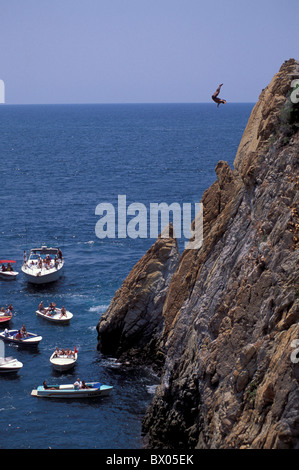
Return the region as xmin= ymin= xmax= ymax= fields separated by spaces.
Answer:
xmin=212 ymin=83 xmax=227 ymax=107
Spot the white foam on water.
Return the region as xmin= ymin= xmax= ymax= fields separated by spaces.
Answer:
xmin=146 ymin=384 xmax=158 ymax=394
xmin=89 ymin=305 xmax=109 ymax=314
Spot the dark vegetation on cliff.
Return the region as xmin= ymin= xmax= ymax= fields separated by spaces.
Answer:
xmin=97 ymin=59 xmax=299 ymax=449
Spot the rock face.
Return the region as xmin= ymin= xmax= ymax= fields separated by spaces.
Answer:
xmin=96 ymin=225 xmax=180 ymax=365
xmin=97 ymin=59 xmax=299 ymax=449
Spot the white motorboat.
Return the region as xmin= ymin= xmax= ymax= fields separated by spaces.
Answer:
xmin=0 ymin=260 xmax=19 ymax=281
xmin=21 ymin=246 xmax=64 ymax=285
xmin=0 ymin=340 xmax=23 ymax=373
xmin=0 ymin=329 xmax=42 ymax=347
xmin=36 ymin=307 xmax=73 ymax=324
xmin=0 ymin=356 xmax=23 ymax=373
xmin=50 ymin=349 xmax=78 ymax=372
xmin=31 ymin=381 xmax=113 ymax=399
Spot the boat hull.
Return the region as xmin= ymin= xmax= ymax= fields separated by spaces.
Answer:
xmin=22 ymin=263 xmax=64 ymax=285
xmin=0 ymin=314 xmax=12 ymax=325
xmin=0 ymin=271 xmax=18 ymax=281
xmin=36 ymin=308 xmax=73 ymax=324
xmin=31 ymin=382 xmax=113 ymax=399
xmin=0 ymin=357 xmax=23 ymax=373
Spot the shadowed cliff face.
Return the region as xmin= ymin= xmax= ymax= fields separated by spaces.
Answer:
xmin=97 ymin=59 xmax=299 ymax=449
xmin=96 ymin=226 xmax=180 ymax=365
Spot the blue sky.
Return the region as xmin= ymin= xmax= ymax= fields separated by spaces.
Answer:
xmin=0 ymin=0 xmax=298 ymax=104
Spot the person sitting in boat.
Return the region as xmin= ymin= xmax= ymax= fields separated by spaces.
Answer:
xmin=59 ymin=306 xmax=67 ymax=319
xmin=74 ymin=378 xmax=82 ymax=390
xmin=1 ymin=264 xmax=7 ymax=272
xmin=45 ymin=255 xmax=52 ymax=268
xmin=6 ymin=263 xmax=13 ymax=272
xmin=53 ymin=347 xmax=61 ymax=357
xmin=8 ymin=304 xmax=13 ymax=313
xmin=0 ymin=307 xmax=5 ymax=313
xmin=43 ymin=381 xmax=57 ymax=390
xmin=21 ymin=324 xmax=28 ymax=337
xmin=5 ymin=307 xmax=12 ymax=316
xmin=15 ymin=330 xmax=22 ymax=340
xmin=47 ymin=302 xmax=56 ymax=315
xmin=66 ymin=347 xmax=75 ymax=357
xmin=81 ymin=380 xmax=91 ymax=389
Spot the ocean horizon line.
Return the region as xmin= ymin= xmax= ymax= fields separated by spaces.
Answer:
xmin=0 ymin=101 xmax=255 ymax=107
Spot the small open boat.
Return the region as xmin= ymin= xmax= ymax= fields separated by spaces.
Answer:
xmin=31 ymin=382 xmax=113 ymax=399
xmin=36 ymin=307 xmax=73 ymax=324
xmin=0 ymin=311 xmax=12 ymax=325
xmin=0 ymin=356 xmax=23 ymax=373
xmin=50 ymin=349 xmax=78 ymax=372
xmin=0 ymin=260 xmax=19 ymax=281
xmin=0 ymin=329 xmax=42 ymax=347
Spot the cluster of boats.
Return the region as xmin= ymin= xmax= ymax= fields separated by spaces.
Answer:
xmin=0 ymin=245 xmax=113 ymax=399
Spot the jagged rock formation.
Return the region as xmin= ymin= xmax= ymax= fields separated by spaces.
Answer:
xmin=96 ymin=225 xmax=180 ymax=365
xmin=97 ymin=59 xmax=299 ymax=449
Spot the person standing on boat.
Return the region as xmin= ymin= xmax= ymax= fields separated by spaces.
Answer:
xmin=58 ymin=248 xmax=63 ymax=261
xmin=23 ymin=251 xmax=27 ymax=264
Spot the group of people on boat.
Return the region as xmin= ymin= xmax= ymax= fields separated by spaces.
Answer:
xmin=42 ymin=377 xmax=90 ymax=390
xmin=38 ymin=301 xmax=67 ymax=318
xmin=15 ymin=324 xmax=28 ymax=339
xmin=26 ymin=255 xmax=61 ymax=271
xmin=53 ymin=346 xmax=77 ymax=358
xmin=1 ymin=263 xmax=14 ymax=272
xmin=23 ymin=248 xmax=63 ymax=271
xmin=0 ymin=304 xmax=13 ymax=316
xmin=3 ymin=324 xmax=28 ymax=339
xmin=74 ymin=378 xmax=91 ymax=389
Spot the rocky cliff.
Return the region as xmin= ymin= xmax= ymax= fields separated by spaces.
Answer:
xmin=96 ymin=225 xmax=180 ymax=366
xmin=97 ymin=59 xmax=299 ymax=449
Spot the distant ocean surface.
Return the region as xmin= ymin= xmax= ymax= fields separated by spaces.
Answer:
xmin=0 ymin=103 xmax=253 ymax=449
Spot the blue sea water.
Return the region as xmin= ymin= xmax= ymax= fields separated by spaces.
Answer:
xmin=0 ymin=103 xmax=253 ymax=449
